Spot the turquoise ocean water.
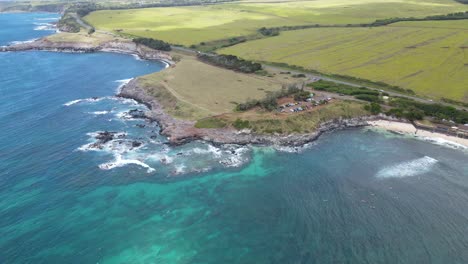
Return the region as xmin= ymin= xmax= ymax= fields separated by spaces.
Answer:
xmin=1 ymin=13 xmax=468 ymax=264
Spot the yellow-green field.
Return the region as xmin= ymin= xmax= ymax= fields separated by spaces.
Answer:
xmin=138 ymin=53 xmax=288 ymax=119
xmin=220 ymin=20 xmax=468 ymax=102
xmin=84 ymin=0 xmax=466 ymax=45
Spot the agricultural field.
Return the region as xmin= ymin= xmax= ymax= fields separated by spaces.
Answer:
xmin=138 ymin=53 xmax=290 ymax=119
xmin=84 ymin=0 xmax=467 ymax=45
xmin=220 ymin=20 xmax=468 ymax=102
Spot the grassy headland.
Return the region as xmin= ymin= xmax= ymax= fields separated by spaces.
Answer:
xmin=136 ymin=52 xmax=293 ymax=119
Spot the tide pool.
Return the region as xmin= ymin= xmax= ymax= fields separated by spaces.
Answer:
xmin=1 ymin=13 xmax=467 ymax=264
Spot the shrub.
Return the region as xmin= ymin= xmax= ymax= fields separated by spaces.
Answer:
xmin=133 ymin=37 xmax=171 ymax=51
xmin=233 ymin=119 xmax=250 ymax=129
xmin=198 ymin=54 xmax=262 ymax=73
xmin=364 ymin=102 xmax=382 ymax=114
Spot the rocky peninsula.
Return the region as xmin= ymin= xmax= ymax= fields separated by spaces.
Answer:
xmin=119 ymin=77 xmax=383 ymax=146
xmin=0 ymin=34 xmax=173 ymax=63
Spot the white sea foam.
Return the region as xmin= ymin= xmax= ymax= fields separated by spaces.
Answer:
xmin=131 ymin=54 xmax=144 ymax=61
xmin=77 ymin=131 xmax=128 ymax=152
xmin=99 ymin=154 xmax=155 ymax=173
xmin=63 ymin=97 xmax=101 ymax=106
xmin=173 ymin=164 xmax=186 ymax=174
xmin=64 ymin=96 xmax=138 ymax=107
xmin=9 ymin=38 xmax=38 ymax=45
xmin=162 ymin=61 xmax=170 ymax=69
xmin=88 ymin=111 xmax=110 ymax=115
xmin=114 ymin=78 xmax=133 ymax=93
xmin=419 ymin=136 xmax=467 ymax=151
xmin=33 ymin=22 xmax=55 ymax=31
xmin=147 ymin=152 xmax=174 ymax=164
xmin=376 ymin=156 xmax=438 ymax=179
xmin=35 ymin=17 xmax=59 ymax=21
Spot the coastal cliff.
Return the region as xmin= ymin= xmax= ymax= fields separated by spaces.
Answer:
xmin=119 ymin=78 xmax=385 ymax=146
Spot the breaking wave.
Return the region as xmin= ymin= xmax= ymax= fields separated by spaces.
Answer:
xmin=9 ymin=38 xmax=38 ymax=45
xmin=35 ymin=17 xmax=59 ymax=21
xmin=114 ymin=78 xmax=133 ymax=93
xmin=376 ymin=156 xmax=438 ymax=179
xmin=87 ymin=111 xmax=110 ymax=115
xmin=64 ymin=96 xmax=138 ymax=107
xmin=419 ymin=136 xmax=467 ymax=151
xmin=33 ymin=22 xmax=55 ymax=31
xmin=99 ymin=154 xmax=155 ymax=173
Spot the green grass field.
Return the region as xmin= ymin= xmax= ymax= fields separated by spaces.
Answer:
xmin=220 ymin=20 xmax=468 ymax=102
xmin=84 ymin=0 xmax=466 ymax=45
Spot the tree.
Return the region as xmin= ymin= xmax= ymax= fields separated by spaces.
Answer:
xmin=365 ymin=102 xmax=382 ymax=114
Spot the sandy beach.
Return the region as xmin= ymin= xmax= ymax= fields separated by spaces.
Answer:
xmin=369 ymin=120 xmax=468 ymax=148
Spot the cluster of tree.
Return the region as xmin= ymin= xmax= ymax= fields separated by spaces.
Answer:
xmin=294 ymin=90 xmax=311 ymax=101
xmin=133 ymin=38 xmax=172 ymax=51
xmin=370 ymin=11 xmax=468 ymax=27
xmin=312 ymin=81 xmax=379 ymax=95
xmin=198 ymin=54 xmax=262 ymax=73
xmin=455 ymin=0 xmax=468 ymax=3
xmin=190 ymin=37 xmax=247 ymax=51
xmin=388 ymin=98 xmax=468 ymax=123
xmin=232 ymin=119 xmax=251 ymax=129
xmin=312 ymin=81 xmax=385 ymax=103
xmin=235 ymin=85 xmax=301 ymax=111
xmin=258 ymin=27 xmax=280 ymax=36
xmin=364 ymin=102 xmax=382 ymax=115
xmin=63 ymin=2 xmax=101 ymax=17
xmin=57 ymin=14 xmax=81 ymax=33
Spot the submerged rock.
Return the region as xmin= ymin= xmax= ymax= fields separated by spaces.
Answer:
xmin=132 ymin=141 xmax=142 ymax=148
xmin=128 ymin=109 xmax=146 ymax=119
xmin=95 ymin=131 xmax=118 ymax=144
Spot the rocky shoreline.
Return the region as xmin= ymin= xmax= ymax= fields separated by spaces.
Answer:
xmin=0 ymin=37 xmax=174 ymax=63
xmin=118 ymin=78 xmax=397 ymax=147
xmin=1 ymin=36 xmax=406 ymax=147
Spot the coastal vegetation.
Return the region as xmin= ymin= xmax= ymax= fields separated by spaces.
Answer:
xmin=57 ymin=13 xmax=82 ymax=33
xmin=196 ymin=101 xmax=370 ymax=134
xmin=235 ymin=84 xmax=302 ymax=111
xmin=133 ymin=37 xmax=171 ymax=51
xmin=197 ymin=54 xmax=262 ymax=73
xmin=388 ymin=98 xmax=468 ymax=123
xmin=310 ymin=81 xmax=468 ymax=124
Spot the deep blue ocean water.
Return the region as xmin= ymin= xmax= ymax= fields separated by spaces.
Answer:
xmin=1 ymin=13 xmax=468 ymax=264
